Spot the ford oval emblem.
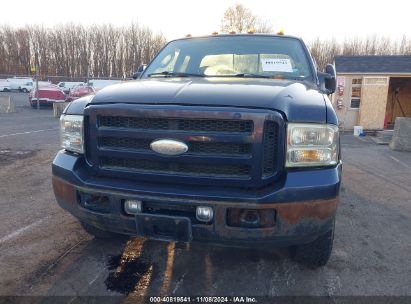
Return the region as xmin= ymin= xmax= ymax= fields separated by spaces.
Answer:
xmin=150 ymin=139 xmax=188 ymax=156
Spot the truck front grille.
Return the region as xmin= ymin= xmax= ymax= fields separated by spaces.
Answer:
xmin=85 ymin=105 xmax=284 ymax=188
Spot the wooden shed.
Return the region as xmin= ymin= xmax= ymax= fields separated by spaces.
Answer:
xmin=333 ymin=55 xmax=411 ymax=130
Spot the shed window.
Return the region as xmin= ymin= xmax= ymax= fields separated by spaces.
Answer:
xmin=364 ymin=77 xmax=388 ymax=85
xmin=350 ymin=78 xmax=362 ymax=109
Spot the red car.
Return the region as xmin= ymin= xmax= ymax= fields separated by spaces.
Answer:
xmin=66 ymin=85 xmax=95 ymax=102
xmin=29 ymin=85 xmax=66 ymax=108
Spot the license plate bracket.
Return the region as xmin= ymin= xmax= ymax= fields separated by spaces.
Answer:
xmin=135 ymin=214 xmax=192 ymax=242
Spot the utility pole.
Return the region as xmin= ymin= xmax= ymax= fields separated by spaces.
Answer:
xmin=36 ymin=63 xmax=40 ymax=110
xmin=86 ymin=64 xmax=91 ymax=86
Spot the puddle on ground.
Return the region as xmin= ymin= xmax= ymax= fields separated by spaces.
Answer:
xmin=105 ymin=254 xmax=153 ymax=295
xmin=0 ymin=149 xmax=36 ymax=163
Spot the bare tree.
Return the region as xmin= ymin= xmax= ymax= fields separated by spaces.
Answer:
xmin=309 ymin=37 xmax=340 ymax=71
xmin=2 ymin=22 xmax=410 ymax=79
xmin=221 ymin=4 xmax=272 ymax=33
xmin=0 ymin=23 xmax=166 ymax=79
xmin=308 ymin=35 xmax=411 ymax=71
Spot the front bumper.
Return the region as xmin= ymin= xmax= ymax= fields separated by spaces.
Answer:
xmin=52 ymin=151 xmax=341 ymax=247
xmin=30 ymin=98 xmax=65 ymax=106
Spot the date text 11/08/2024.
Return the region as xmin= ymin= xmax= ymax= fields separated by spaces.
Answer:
xmin=149 ymin=296 xmax=257 ymax=303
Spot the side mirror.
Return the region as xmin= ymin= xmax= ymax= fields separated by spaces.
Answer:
xmin=132 ymin=64 xmax=147 ymax=79
xmin=317 ymin=64 xmax=336 ymax=95
xmin=325 ymin=64 xmax=336 ymax=94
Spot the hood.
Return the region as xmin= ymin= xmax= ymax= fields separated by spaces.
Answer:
xmin=89 ymin=78 xmax=327 ymax=122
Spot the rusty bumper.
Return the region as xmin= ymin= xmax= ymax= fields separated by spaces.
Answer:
xmin=53 ymin=173 xmax=338 ymax=247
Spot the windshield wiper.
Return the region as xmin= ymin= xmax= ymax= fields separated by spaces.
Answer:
xmin=147 ymin=71 xmax=205 ymax=78
xmin=215 ymin=73 xmax=306 ymax=80
xmin=230 ymin=73 xmax=271 ymax=78
xmin=208 ymin=73 xmax=271 ymax=78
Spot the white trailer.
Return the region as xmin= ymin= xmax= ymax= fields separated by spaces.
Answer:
xmin=6 ymin=77 xmax=34 ymax=92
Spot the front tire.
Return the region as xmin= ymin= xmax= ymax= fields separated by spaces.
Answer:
xmin=22 ymin=88 xmax=28 ymax=93
xmin=290 ymin=221 xmax=335 ymax=268
xmin=80 ymin=222 xmax=120 ymax=239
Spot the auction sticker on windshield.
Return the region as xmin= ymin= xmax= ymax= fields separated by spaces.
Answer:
xmin=261 ymin=58 xmax=293 ymax=72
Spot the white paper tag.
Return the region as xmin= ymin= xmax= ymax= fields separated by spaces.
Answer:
xmin=261 ymin=58 xmax=293 ymax=72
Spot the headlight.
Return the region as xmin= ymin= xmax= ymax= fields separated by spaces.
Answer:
xmin=286 ymin=123 xmax=339 ymax=167
xmin=60 ymin=114 xmax=84 ymax=154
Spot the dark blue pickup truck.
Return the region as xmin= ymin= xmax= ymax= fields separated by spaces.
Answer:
xmin=53 ymin=34 xmax=341 ymax=267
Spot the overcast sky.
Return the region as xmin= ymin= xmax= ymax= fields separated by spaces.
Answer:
xmin=2 ymin=0 xmax=411 ymax=42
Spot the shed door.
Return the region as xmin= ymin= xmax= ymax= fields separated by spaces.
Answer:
xmin=358 ymin=77 xmax=389 ymax=129
xmin=343 ymin=78 xmax=362 ymax=129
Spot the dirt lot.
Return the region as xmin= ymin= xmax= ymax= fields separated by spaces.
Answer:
xmin=0 ymin=93 xmax=410 ymax=302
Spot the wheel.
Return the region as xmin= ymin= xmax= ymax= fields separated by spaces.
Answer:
xmin=80 ymin=222 xmax=121 ymax=239
xmin=290 ymin=220 xmax=335 ymax=268
xmin=22 ymin=88 xmax=28 ymax=93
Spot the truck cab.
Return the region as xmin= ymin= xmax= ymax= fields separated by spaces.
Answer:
xmin=53 ymin=34 xmax=341 ymax=267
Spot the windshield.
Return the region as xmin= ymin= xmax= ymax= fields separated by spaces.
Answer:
xmin=143 ymin=36 xmax=313 ymax=80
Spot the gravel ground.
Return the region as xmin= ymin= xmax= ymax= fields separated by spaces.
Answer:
xmin=0 ymin=92 xmax=410 ymax=302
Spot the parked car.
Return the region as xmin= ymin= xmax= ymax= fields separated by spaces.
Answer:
xmin=29 ymin=84 xmax=66 ymax=107
xmin=0 ymin=79 xmax=11 ymax=92
xmin=7 ymin=77 xmax=34 ymax=92
xmin=57 ymin=82 xmax=86 ymax=94
xmin=53 ymin=34 xmax=340 ymax=268
xmin=66 ymin=85 xmax=95 ymax=102
xmin=88 ymin=79 xmax=122 ymax=91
